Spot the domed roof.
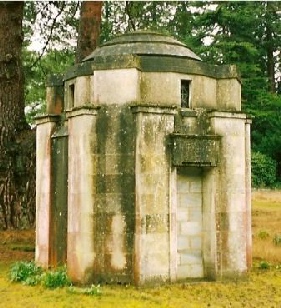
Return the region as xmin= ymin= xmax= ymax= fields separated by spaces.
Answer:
xmin=83 ymin=31 xmax=201 ymax=62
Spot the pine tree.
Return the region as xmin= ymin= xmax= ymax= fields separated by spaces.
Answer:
xmin=0 ymin=2 xmax=35 ymax=229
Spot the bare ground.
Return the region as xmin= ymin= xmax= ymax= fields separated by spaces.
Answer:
xmin=0 ymin=229 xmax=35 ymax=264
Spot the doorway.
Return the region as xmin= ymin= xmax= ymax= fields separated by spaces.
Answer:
xmin=176 ymin=167 xmax=204 ymax=279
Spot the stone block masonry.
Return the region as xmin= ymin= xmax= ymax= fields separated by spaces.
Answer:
xmin=36 ymin=31 xmax=251 ymax=286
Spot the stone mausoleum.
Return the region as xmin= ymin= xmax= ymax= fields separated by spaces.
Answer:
xmin=36 ymin=31 xmax=252 ymax=286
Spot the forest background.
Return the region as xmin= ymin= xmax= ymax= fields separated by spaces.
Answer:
xmin=0 ymin=1 xmax=281 ymax=229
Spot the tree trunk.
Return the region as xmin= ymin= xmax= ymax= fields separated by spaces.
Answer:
xmin=76 ymin=1 xmax=102 ymax=63
xmin=0 ymin=2 xmax=36 ymax=229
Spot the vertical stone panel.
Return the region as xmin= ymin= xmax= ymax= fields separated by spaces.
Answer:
xmin=191 ymin=76 xmax=217 ymax=109
xmin=74 ymin=76 xmax=91 ymax=108
xmin=93 ymin=69 xmax=140 ymax=105
xmin=94 ymin=105 xmax=135 ymax=283
xmin=210 ymin=112 xmax=248 ymax=277
xmin=35 ymin=116 xmax=60 ymax=267
xmin=217 ymin=78 xmax=241 ymax=111
xmin=133 ymin=105 xmax=176 ymax=285
xmin=67 ymin=107 xmax=98 ymax=283
xmin=45 ymin=78 xmax=64 ymax=114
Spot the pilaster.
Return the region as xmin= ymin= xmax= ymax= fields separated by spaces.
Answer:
xmin=35 ymin=115 xmax=60 ymax=267
xmin=132 ymin=105 xmax=176 ymax=285
xmin=66 ymin=106 xmax=99 ymax=283
xmin=209 ymin=111 xmax=248 ymax=278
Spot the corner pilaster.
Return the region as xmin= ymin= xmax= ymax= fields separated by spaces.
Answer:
xmin=132 ymin=105 xmax=176 ymax=285
xmin=35 ymin=115 xmax=60 ymax=267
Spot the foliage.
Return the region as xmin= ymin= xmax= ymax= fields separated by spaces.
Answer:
xmin=10 ymin=262 xmax=71 ymax=289
xmin=257 ymin=230 xmax=270 ymax=240
xmin=180 ymin=1 xmax=281 ymax=183
xmin=23 ymin=2 xmax=79 ymax=51
xmin=22 ymin=2 xmax=281 ymax=184
xmin=10 ymin=261 xmax=42 ymax=285
xmin=22 ymin=2 xmax=78 ymax=124
xmin=23 ymin=48 xmax=75 ymax=124
xmin=259 ymin=261 xmax=270 ymax=270
xmin=246 ymin=92 xmax=281 ymax=183
xmin=101 ymin=1 xmax=176 ymax=43
xmin=251 ymin=151 xmax=277 ymax=187
xmin=41 ymin=267 xmax=71 ymax=289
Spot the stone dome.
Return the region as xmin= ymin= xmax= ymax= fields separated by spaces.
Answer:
xmin=83 ymin=31 xmax=201 ymax=62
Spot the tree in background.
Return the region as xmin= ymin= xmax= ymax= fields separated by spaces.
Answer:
xmin=24 ymin=49 xmax=75 ymax=125
xmin=1 ymin=0 xmax=278 ymax=230
xmin=76 ymin=1 xmax=102 ymax=63
xmin=23 ymin=1 xmax=79 ymax=124
xmin=0 ymin=1 xmax=80 ymax=229
xmin=25 ymin=1 xmax=281 ymax=187
xmin=0 ymin=2 xmax=35 ymax=229
xmin=175 ymin=1 xmax=281 ymax=184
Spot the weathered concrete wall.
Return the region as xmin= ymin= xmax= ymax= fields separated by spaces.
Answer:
xmin=132 ymin=105 xmax=176 ymax=285
xmin=191 ymin=75 xmax=217 ymax=110
xmin=64 ymin=76 xmax=91 ymax=110
xmin=141 ymin=72 xmax=181 ymax=105
xmin=93 ymin=69 xmax=141 ymax=105
xmin=210 ymin=112 xmax=249 ymax=278
xmin=35 ymin=116 xmax=60 ymax=267
xmin=67 ymin=107 xmax=98 ymax=284
xmin=37 ymin=32 xmax=251 ymax=285
xmin=46 ymin=76 xmax=64 ymax=114
xmin=93 ymin=104 xmax=136 ymax=283
xmin=141 ymin=72 xmax=217 ymax=109
xmin=140 ymin=72 xmax=240 ymax=111
xmin=217 ymin=79 xmax=241 ymax=111
xmin=74 ymin=76 xmax=91 ymax=107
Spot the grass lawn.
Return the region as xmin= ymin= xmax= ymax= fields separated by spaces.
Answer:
xmin=1 ymin=190 xmax=281 ymax=307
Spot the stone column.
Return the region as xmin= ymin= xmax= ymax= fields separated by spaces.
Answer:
xmin=35 ymin=115 xmax=60 ymax=267
xmin=132 ymin=105 xmax=176 ymax=285
xmin=245 ymin=118 xmax=252 ymax=268
xmin=66 ymin=106 xmax=99 ymax=284
xmin=209 ymin=111 xmax=248 ymax=278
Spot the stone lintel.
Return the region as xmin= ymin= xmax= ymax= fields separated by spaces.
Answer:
xmin=35 ymin=114 xmax=61 ymax=125
xmin=66 ymin=105 xmax=100 ymax=118
xmin=131 ymin=104 xmax=177 ymax=115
